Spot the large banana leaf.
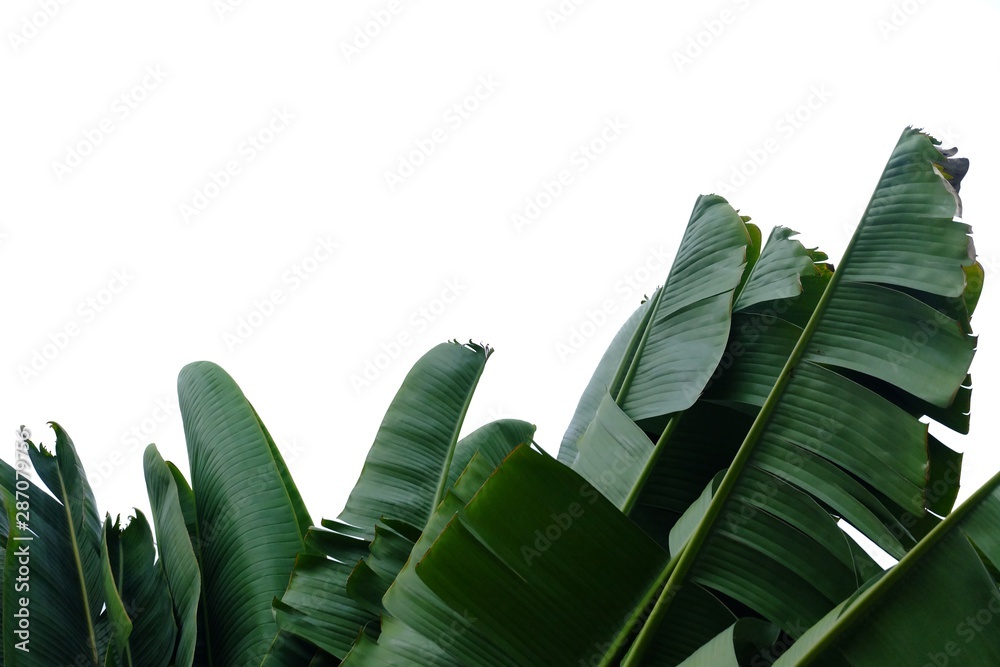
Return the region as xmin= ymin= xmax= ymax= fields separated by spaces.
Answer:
xmin=143 ymin=445 xmax=201 ymax=667
xmin=346 ymin=444 xmax=677 ymax=665
xmin=100 ymin=512 xmax=176 ymax=667
xmin=268 ymin=342 xmax=537 ymax=660
xmin=636 ymin=279 xmax=970 ymax=559
xmin=337 ymin=342 xmax=493 ymax=534
xmin=0 ymin=424 xmax=106 ymax=665
xmin=340 ymin=450 xmax=520 ymax=664
xmin=267 ymin=342 xmax=491 ymax=659
xmin=559 ymin=221 xmax=822 ymax=469
xmin=176 ymin=360 xmax=313 ymax=665
xmin=351 ymin=444 xmax=787 ymax=665
xmin=348 ymin=128 xmax=979 ymax=666
xmin=621 ymin=127 xmax=977 ymax=664
xmin=616 ymin=195 xmax=751 ymax=422
xmin=272 ymin=432 xmax=531 ymax=660
xmin=0 ymin=424 xmax=179 ymax=666
xmin=685 ymin=263 xmax=977 ymax=556
xmin=565 ymin=216 xmax=829 ymax=546
xmin=773 ymin=466 xmax=1000 ymax=666
xmin=562 ymin=195 xmax=752 ymax=510
xmin=345 ymin=418 xmax=538 ymax=620
xmin=557 ymin=197 xmax=749 ymax=466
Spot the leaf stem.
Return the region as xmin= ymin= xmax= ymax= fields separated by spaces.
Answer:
xmin=614 ymin=288 xmax=665 ymax=408
xmin=619 ymin=130 xmax=908 ymax=666
xmin=793 ymin=467 xmax=1000 ymax=665
xmin=597 ymin=551 xmax=681 ymax=667
xmin=621 ymin=415 xmax=681 ymax=515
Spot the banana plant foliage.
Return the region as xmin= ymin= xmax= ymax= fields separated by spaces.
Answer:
xmin=329 ymin=128 xmax=985 ymax=665
xmin=0 ymin=362 xmax=318 ymax=666
xmin=0 ymin=127 xmax=991 ymax=666
xmin=264 ymin=341 xmax=536 ymax=662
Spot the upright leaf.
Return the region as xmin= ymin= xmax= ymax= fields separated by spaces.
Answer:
xmin=269 ymin=343 xmax=534 ymax=660
xmin=568 ymin=218 xmax=825 ymax=530
xmin=178 ymin=361 xmax=312 ymax=665
xmin=100 ymin=513 xmax=176 ymax=667
xmin=564 ymin=195 xmax=752 ymax=511
xmin=0 ymin=423 xmax=104 ymax=666
xmin=338 ymin=341 xmax=492 ymax=534
xmin=624 ymin=128 xmax=976 ymax=664
xmin=143 ymin=445 xmax=200 ymax=667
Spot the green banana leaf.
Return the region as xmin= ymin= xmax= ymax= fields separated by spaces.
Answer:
xmin=622 ymin=127 xmax=977 ymax=664
xmin=345 ymin=128 xmax=980 ymax=666
xmin=143 ymin=445 xmax=201 ymax=667
xmin=0 ymin=424 xmax=175 ymax=666
xmin=100 ymin=513 xmax=176 ymax=667
xmin=675 ymin=618 xmax=781 ymax=666
xmin=275 ymin=428 xmax=531 ymax=659
xmin=560 ymin=221 xmax=823 ymax=469
xmin=348 ymin=444 xmax=676 ymax=665
xmin=566 ymin=217 xmax=831 ymax=551
xmin=337 ymin=342 xmax=492 ymax=534
xmin=616 ymin=195 xmax=751 ymax=422
xmin=268 ymin=341 xmax=536 ymax=660
xmin=564 ymin=196 xmax=753 ymax=513
xmin=339 ymin=450 xmax=512 ymax=664
xmin=773 ymin=466 xmax=1000 ymax=666
xmin=175 ymin=360 xmax=313 ymax=665
xmin=359 ymin=444 xmax=728 ymax=665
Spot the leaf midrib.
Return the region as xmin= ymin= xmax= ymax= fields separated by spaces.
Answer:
xmin=55 ymin=455 xmax=100 ymax=666
xmin=429 ymin=349 xmax=489 ymax=520
xmin=791 ymin=468 xmax=1000 ymax=665
xmin=619 ymin=131 xmax=909 ymax=665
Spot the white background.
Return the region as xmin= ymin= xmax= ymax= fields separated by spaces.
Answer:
xmin=2 ymin=0 xmax=998 ymax=531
